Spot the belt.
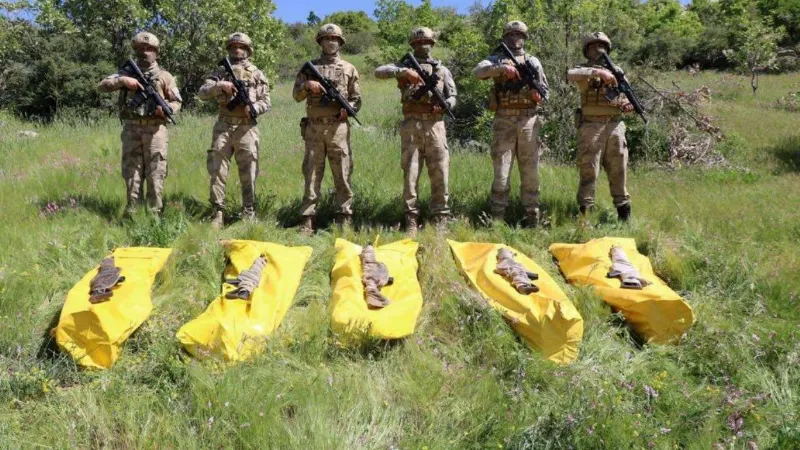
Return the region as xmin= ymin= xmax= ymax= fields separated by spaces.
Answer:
xmin=403 ymin=112 xmax=443 ymax=121
xmin=218 ymin=115 xmax=255 ymax=125
xmin=123 ymin=118 xmax=166 ymax=126
xmin=306 ymin=116 xmax=347 ymax=125
xmin=582 ymin=115 xmax=621 ymax=123
xmin=495 ymin=108 xmax=539 ymax=117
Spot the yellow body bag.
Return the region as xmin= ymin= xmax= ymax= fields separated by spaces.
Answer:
xmin=177 ymin=240 xmax=312 ymax=362
xmin=448 ymin=240 xmax=584 ymax=364
xmin=51 ymin=247 xmax=173 ymax=369
xmin=549 ymin=237 xmax=695 ymax=344
xmin=330 ymin=239 xmax=422 ymax=341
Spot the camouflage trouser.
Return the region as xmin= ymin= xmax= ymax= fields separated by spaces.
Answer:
xmin=121 ymin=123 xmax=168 ymax=212
xmin=207 ymin=119 xmax=259 ymax=213
xmin=300 ymin=120 xmax=353 ymax=217
xmin=400 ymin=118 xmax=450 ymax=217
xmin=490 ymin=113 xmax=543 ymax=215
xmin=576 ymin=120 xmax=630 ymax=208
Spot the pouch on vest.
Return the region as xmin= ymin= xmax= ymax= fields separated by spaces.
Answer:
xmin=300 ymin=117 xmax=308 ymax=139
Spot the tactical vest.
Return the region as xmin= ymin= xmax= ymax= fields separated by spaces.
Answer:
xmin=577 ymin=63 xmax=624 ymax=117
xmin=218 ymin=62 xmax=258 ymax=118
xmin=489 ymin=55 xmax=538 ymax=111
xmin=306 ymin=59 xmax=350 ymax=118
xmin=118 ymin=67 xmax=165 ymax=119
xmin=398 ymin=59 xmax=445 ymax=114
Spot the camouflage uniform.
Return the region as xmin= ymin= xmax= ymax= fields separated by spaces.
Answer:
xmin=97 ymin=32 xmax=182 ymax=214
xmin=293 ymin=24 xmax=361 ymax=225
xmin=473 ymin=21 xmax=549 ymax=224
xmin=567 ymin=32 xmax=631 ymax=218
xmin=198 ymin=33 xmax=271 ymax=222
xmin=374 ymin=27 xmax=456 ymax=227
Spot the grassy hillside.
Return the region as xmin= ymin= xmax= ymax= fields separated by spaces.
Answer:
xmin=0 ymin=68 xmax=798 ymax=449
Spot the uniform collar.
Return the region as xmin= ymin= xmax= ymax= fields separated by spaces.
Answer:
xmin=319 ymin=53 xmax=340 ymax=64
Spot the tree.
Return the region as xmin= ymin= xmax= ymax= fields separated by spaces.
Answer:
xmin=323 ymin=11 xmax=375 ymax=34
xmin=306 ymin=10 xmax=321 ymax=27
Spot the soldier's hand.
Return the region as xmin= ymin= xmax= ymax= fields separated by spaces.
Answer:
xmin=621 ymin=103 xmax=634 ymax=113
xmin=218 ymin=81 xmax=237 ymax=96
xmin=531 ymin=91 xmax=543 ymax=103
xmin=338 ymin=108 xmax=348 ymax=121
xmin=593 ymin=69 xmax=617 ymax=87
xmin=154 ymin=106 xmax=165 ymax=118
xmin=503 ymin=65 xmax=520 ymax=81
xmin=403 ymin=69 xmax=424 ymax=85
xmin=305 ymin=80 xmax=324 ymax=95
xmin=431 ymin=104 xmax=443 ymax=114
xmin=119 ymin=76 xmax=143 ymax=91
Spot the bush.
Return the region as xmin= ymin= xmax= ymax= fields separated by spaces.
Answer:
xmin=342 ymin=32 xmax=376 ymax=55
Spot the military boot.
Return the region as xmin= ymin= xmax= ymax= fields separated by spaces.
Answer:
xmin=404 ymin=214 xmax=419 ymax=236
xmin=579 ymin=205 xmax=595 ymax=216
xmin=491 ymin=209 xmax=505 ymax=222
xmin=617 ymin=203 xmax=631 ymax=222
xmin=432 ymin=214 xmax=450 ymax=232
xmin=299 ymin=216 xmax=314 ymax=235
xmin=241 ymin=207 xmax=256 ymax=222
xmin=522 ymin=208 xmax=540 ymax=229
xmin=210 ymin=210 xmax=224 ymax=229
xmin=123 ymin=204 xmax=136 ymax=220
xmin=335 ymin=214 xmax=353 ymax=228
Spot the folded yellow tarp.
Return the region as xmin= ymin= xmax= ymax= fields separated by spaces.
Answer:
xmin=330 ymin=238 xmax=422 ymax=341
xmin=51 ymin=247 xmax=173 ymax=369
xmin=177 ymin=240 xmax=312 ymax=362
xmin=549 ymin=237 xmax=695 ymax=344
xmin=447 ymin=240 xmax=584 ymax=364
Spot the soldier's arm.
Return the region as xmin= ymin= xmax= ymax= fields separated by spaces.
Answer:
xmin=442 ymin=67 xmax=457 ymax=109
xmin=374 ymin=63 xmax=405 ymax=80
xmin=252 ymin=71 xmax=271 ymax=115
xmin=97 ymin=73 xmax=124 ymax=93
xmin=162 ymin=72 xmax=182 ymax=113
xmin=348 ymin=67 xmax=362 ymax=113
xmin=567 ymin=66 xmax=597 ymax=83
xmin=197 ymin=68 xmax=225 ymax=101
xmin=473 ymin=56 xmax=504 ymax=80
xmin=531 ymin=57 xmax=549 ymax=100
xmin=292 ymin=70 xmax=310 ymax=102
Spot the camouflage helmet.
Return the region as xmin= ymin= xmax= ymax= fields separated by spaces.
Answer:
xmin=408 ymin=27 xmax=436 ymax=45
xmin=227 ymin=32 xmax=253 ymax=56
xmin=582 ymin=31 xmax=612 ymax=56
xmin=316 ymin=23 xmax=346 ymax=45
xmin=131 ymin=32 xmax=160 ymax=50
xmin=503 ymin=20 xmax=529 ymax=39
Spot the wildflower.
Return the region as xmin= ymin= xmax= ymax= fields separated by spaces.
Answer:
xmin=660 ymin=427 xmax=671 ymax=434
xmin=644 ymin=385 xmax=659 ymax=399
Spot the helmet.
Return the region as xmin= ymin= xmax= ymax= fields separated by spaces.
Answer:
xmin=227 ymin=32 xmax=253 ymax=56
xmin=408 ymin=27 xmax=436 ymax=45
xmin=582 ymin=32 xmax=612 ymax=56
xmin=316 ymin=23 xmax=346 ymax=45
xmin=131 ymin=32 xmax=160 ymax=50
xmin=503 ymin=21 xmax=529 ymax=39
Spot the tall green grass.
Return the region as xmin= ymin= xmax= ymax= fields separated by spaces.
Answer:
xmin=0 ymin=70 xmax=798 ymax=449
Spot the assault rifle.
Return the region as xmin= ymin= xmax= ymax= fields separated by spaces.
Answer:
xmin=401 ymin=52 xmax=455 ymax=119
xmin=301 ymin=61 xmax=362 ymax=125
xmin=219 ymin=57 xmax=259 ymax=124
xmin=597 ymin=51 xmax=648 ymax=123
xmin=496 ymin=41 xmax=547 ymax=101
xmin=122 ymin=59 xmax=178 ymax=125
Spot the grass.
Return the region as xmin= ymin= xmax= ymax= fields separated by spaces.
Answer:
xmin=0 ymin=67 xmax=799 ymax=449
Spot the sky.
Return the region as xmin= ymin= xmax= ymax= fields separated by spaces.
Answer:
xmin=274 ymin=0 xmax=474 ymax=24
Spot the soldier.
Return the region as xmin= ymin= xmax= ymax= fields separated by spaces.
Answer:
xmin=198 ymin=32 xmax=271 ymax=229
xmin=293 ymin=23 xmax=361 ymax=232
xmin=374 ymin=27 xmax=456 ymax=235
xmin=98 ymin=32 xmax=182 ymax=216
xmin=474 ymin=20 xmax=549 ymax=228
xmin=567 ymin=32 xmax=634 ymax=221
